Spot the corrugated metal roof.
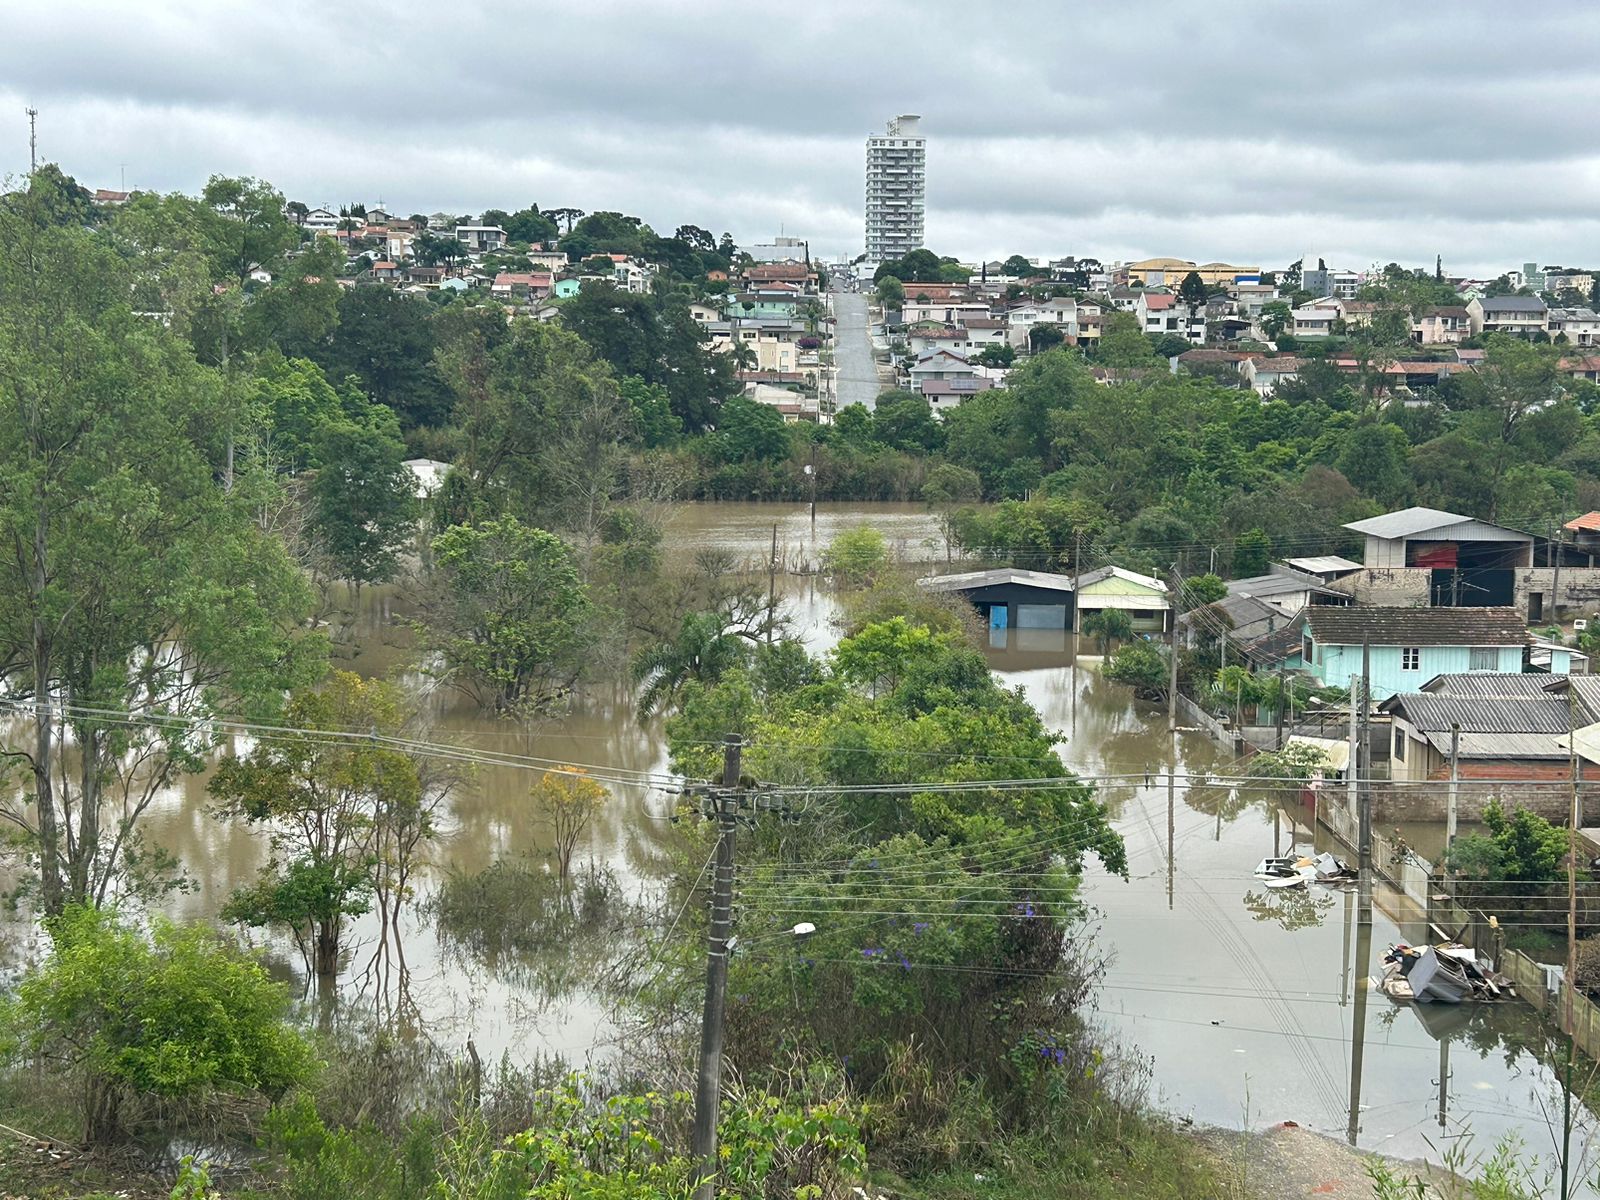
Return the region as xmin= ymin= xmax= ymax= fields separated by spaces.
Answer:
xmin=1345 ymin=506 xmax=1469 ymax=538
xmin=1421 ymin=729 xmax=1570 ymax=759
xmin=1305 ymin=606 xmax=1528 ymax=647
xmin=1077 ymin=565 xmax=1167 ymax=592
xmin=1343 ymin=506 xmax=1532 ymax=543
xmin=1227 ymin=569 xmax=1337 ymax=599
xmin=1387 ymin=692 xmax=1569 ymax=733
xmin=1285 ymin=555 xmax=1363 ymax=574
xmin=916 ymin=568 xmax=1075 ymax=594
xmin=1421 ymin=673 xmax=1560 ymax=699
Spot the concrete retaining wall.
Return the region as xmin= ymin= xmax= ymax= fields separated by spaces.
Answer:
xmin=1329 ymin=567 xmax=1430 ymax=607
xmin=1176 ymin=693 xmax=1241 ymax=752
xmin=1515 ymin=567 xmax=1600 ymax=621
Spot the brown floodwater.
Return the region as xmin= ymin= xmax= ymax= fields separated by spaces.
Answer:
xmin=4 ymin=500 xmax=1596 ymax=1187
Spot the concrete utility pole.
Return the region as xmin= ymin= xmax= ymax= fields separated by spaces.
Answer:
xmin=1348 ymin=639 xmax=1374 ymax=1148
xmin=1561 ymin=683 xmax=1580 ymax=1200
xmin=1357 ymin=640 xmax=1373 ymax=875
xmin=692 ymin=735 xmax=743 ymax=1200
xmin=766 ymin=523 xmax=779 ymax=644
xmin=1447 ymin=724 xmax=1460 ymax=857
xmin=1167 ymin=565 xmax=1181 ymax=734
xmin=1553 ymin=527 xmax=1565 ymax=624
xmin=1275 ymin=668 xmax=1288 ymax=751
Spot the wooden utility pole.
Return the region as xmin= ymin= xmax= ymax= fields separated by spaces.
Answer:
xmin=692 ymin=735 xmax=743 ymax=1200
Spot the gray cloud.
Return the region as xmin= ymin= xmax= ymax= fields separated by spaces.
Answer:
xmin=5 ymin=0 xmax=1599 ymax=274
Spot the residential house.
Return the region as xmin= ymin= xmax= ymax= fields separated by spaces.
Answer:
xmin=1301 ymin=606 xmax=1532 ymax=700
xmin=921 ymin=377 xmax=996 ymax=414
xmin=903 ymin=299 xmax=993 ymax=326
xmin=526 ymin=248 xmax=569 ymax=273
xmin=1412 ymin=306 xmax=1471 ymax=345
xmin=916 ymin=568 xmax=1078 ymax=631
xmin=491 ymin=272 xmax=553 ymax=302
xmin=1282 ymin=556 xmax=1364 ymax=584
xmin=1334 ymin=299 xmax=1381 ymax=329
xmin=370 ymin=261 xmax=401 ymax=282
xmin=454 ymin=225 xmax=509 ymax=253
xmin=610 ymin=257 xmax=655 ymax=294
xmin=743 ymin=262 xmax=815 ymax=290
xmin=1240 ymin=356 xmax=1304 ymax=395
xmin=1004 ymin=297 xmax=1079 ymax=348
xmin=385 ymin=230 xmax=415 ymax=262
xmin=1232 ymin=283 xmax=1282 ymax=318
xmin=1075 ymin=566 xmax=1172 ymax=633
xmin=93 ymin=188 xmax=131 ymax=206
xmin=908 ymin=349 xmax=979 ymax=394
xmin=1547 ymin=307 xmax=1600 ymax=347
xmin=1136 ymin=292 xmax=1205 ymax=344
xmin=302 ymin=207 xmax=340 ymax=233
xmin=1183 ymin=594 xmax=1305 ymax=671
xmin=553 ymin=278 xmax=582 ymax=299
xmin=365 ymin=208 xmax=392 ymax=226
xmin=1290 ymin=303 xmax=1339 ymax=338
xmin=1225 ymin=566 xmax=1345 ymax=618
xmin=1381 ymin=674 xmax=1579 ymax=783
xmin=1467 ymin=295 xmax=1547 ymax=338
xmin=1563 ymin=355 xmax=1600 ymax=383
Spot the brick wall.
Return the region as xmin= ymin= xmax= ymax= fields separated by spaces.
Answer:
xmin=1369 ymin=779 xmax=1594 ymax=823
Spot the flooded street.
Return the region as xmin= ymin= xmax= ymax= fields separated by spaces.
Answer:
xmin=5 ymin=500 xmax=1596 ymax=1187
xmin=1004 ymin=641 xmax=1599 ymax=1185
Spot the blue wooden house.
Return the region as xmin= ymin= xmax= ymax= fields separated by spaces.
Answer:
xmin=1302 ymin=606 xmax=1536 ymax=701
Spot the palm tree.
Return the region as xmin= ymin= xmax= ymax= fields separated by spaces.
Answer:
xmin=632 ymin=612 xmax=750 ymax=718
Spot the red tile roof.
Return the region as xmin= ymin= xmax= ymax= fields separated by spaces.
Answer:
xmin=1565 ymin=512 xmax=1600 ymax=532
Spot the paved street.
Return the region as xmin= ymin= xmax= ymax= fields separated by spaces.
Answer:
xmin=830 ymin=290 xmax=884 ymax=412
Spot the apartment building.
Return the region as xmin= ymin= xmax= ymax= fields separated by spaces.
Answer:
xmin=865 ymin=114 xmax=926 ymax=264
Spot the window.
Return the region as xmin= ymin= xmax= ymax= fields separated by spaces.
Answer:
xmin=1401 ymin=646 xmax=1421 ymax=671
xmin=1393 ymin=727 xmax=1406 ymax=762
xmin=1469 ymin=647 xmax=1497 ymax=670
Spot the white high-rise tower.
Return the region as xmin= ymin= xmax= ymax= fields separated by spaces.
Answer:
xmin=865 ymin=114 xmax=925 ymax=264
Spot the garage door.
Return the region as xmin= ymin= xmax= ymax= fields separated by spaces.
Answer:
xmin=1016 ymin=603 xmax=1067 ymax=629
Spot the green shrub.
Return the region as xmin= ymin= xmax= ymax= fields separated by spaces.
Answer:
xmin=1 ymin=905 xmax=313 ymax=1145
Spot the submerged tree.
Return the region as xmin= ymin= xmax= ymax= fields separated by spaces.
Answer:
xmin=532 ymin=767 xmax=609 ymax=884
xmin=208 ymin=672 xmax=435 ymax=980
xmin=418 ymin=516 xmax=594 ymax=714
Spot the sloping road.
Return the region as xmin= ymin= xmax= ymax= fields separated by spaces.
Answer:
xmin=831 ymin=291 xmax=884 ymax=412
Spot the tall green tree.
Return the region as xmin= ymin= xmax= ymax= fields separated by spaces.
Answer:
xmin=0 ymin=177 xmax=322 ymax=916
xmin=199 ymin=175 xmax=299 ymax=286
xmin=309 ymin=417 xmax=418 ymax=587
xmin=419 ymin=517 xmax=594 ymax=714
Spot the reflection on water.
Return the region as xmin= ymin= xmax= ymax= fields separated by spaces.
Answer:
xmin=3 ymin=500 xmax=1595 ymax=1186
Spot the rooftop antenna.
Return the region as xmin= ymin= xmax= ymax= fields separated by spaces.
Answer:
xmin=26 ymin=107 xmax=38 ymax=173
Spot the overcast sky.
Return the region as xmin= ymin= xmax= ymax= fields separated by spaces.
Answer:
xmin=5 ymin=2 xmax=1599 ymax=274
